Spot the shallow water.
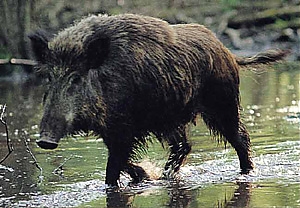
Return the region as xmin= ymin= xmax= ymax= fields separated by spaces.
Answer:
xmin=0 ymin=63 xmax=299 ymax=207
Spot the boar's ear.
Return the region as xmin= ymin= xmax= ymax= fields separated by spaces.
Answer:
xmin=28 ymin=30 xmax=51 ymax=62
xmin=84 ymin=35 xmax=110 ymax=69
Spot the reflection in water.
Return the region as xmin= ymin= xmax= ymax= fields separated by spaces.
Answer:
xmin=106 ymin=190 xmax=135 ymax=207
xmin=224 ymin=182 xmax=251 ymax=208
xmin=0 ymin=64 xmax=299 ymax=207
xmin=0 ymin=77 xmax=44 ymax=206
xmin=105 ymin=181 xmax=197 ymax=208
xmin=0 ymin=140 xmax=39 ymax=205
xmin=107 ymin=181 xmax=252 ymax=208
xmin=166 ymin=184 xmax=194 ymax=208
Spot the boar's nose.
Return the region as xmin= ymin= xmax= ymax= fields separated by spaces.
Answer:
xmin=36 ymin=132 xmax=58 ymax=149
xmin=37 ymin=132 xmax=59 ymax=149
xmin=36 ymin=138 xmax=58 ymax=149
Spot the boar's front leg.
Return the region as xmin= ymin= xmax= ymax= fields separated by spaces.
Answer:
xmin=105 ymin=157 xmax=120 ymax=186
xmin=104 ymin=136 xmax=148 ymax=186
xmin=105 ymin=142 xmax=130 ymax=187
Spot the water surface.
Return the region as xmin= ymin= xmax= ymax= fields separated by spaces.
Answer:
xmin=0 ymin=63 xmax=299 ymax=207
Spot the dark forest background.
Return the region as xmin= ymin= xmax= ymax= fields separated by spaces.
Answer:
xmin=0 ymin=0 xmax=299 ymax=61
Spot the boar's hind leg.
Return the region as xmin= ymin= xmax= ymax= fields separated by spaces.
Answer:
xmin=162 ymin=125 xmax=191 ymax=179
xmin=201 ymin=103 xmax=253 ymax=174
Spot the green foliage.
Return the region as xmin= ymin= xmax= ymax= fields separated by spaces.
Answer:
xmin=220 ymin=0 xmax=242 ymax=11
xmin=0 ymin=46 xmax=11 ymax=59
xmin=274 ymin=61 xmax=300 ymax=71
xmin=274 ymin=18 xmax=290 ymax=29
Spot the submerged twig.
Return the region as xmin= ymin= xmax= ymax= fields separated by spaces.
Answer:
xmin=23 ymin=133 xmax=44 ymax=183
xmin=0 ymin=104 xmax=14 ymax=164
xmin=53 ymin=154 xmax=75 ymax=177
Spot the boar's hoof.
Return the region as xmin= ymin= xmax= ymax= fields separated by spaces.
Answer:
xmin=36 ymin=139 xmax=58 ymax=149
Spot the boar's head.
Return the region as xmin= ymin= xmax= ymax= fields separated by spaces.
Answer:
xmin=29 ymin=30 xmax=109 ymax=149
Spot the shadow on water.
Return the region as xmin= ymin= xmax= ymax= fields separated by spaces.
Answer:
xmin=0 ymin=63 xmax=299 ymax=207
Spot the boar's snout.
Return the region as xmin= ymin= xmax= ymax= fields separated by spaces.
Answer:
xmin=36 ymin=139 xmax=58 ymax=149
xmin=37 ymin=132 xmax=59 ymax=149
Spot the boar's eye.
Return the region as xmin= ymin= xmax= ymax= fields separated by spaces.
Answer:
xmin=45 ymin=74 xmax=52 ymax=83
xmin=66 ymin=74 xmax=82 ymax=95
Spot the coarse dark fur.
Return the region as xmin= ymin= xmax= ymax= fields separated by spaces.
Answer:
xmin=29 ymin=14 xmax=289 ymax=187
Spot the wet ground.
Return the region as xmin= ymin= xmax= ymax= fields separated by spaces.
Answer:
xmin=0 ymin=63 xmax=299 ymax=207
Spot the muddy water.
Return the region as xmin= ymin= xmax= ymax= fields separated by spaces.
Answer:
xmin=0 ymin=63 xmax=299 ymax=207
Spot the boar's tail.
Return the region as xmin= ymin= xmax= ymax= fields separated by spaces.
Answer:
xmin=235 ymin=49 xmax=290 ymax=66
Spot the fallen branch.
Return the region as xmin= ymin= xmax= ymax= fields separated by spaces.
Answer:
xmin=228 ymin=5 xmax=300 ymax=28
xmin=0 ymin=59 xmax=10 ymax=65
xmin=10 ymin=58 xmax=37 ymax=66
xmin=0 ymin=104 xmax=14 ymax=164
xmin=0 ymin=58 xmax=37 ymax=66
xmin=22 ymin=133 xmax=44 ymax=183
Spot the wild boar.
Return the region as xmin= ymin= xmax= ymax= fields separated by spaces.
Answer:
xmin=29 ymin=14 xmax=288 ymax=186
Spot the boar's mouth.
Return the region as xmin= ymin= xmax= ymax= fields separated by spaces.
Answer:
xmin=36 ymin=132 xmax=60 ymax=149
